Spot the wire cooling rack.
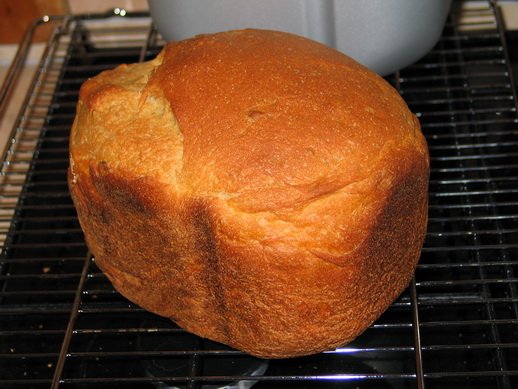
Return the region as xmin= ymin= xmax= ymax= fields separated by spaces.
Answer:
xmin=0 ymin=1 xmax=517 ymax=388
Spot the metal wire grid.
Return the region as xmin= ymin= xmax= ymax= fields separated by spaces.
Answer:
xmin=397 ymin=1 xmax=518 ymax=388
xmin=0 ymin=1 xmax=517 ymax=388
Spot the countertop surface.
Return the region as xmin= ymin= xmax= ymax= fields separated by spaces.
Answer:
xmin=0 ymin=45 xmax=43 ymax=155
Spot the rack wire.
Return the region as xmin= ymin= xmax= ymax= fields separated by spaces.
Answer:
xmin=0 ymin=1 xmax=517 ymax=388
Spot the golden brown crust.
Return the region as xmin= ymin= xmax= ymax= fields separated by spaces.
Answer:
xmin=68 ymin=29 xmax=429 ymax=358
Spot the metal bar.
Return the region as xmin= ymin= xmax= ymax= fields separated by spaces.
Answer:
xmin=418 ymin=261 xmax=518 ymax=268
xmin=490 ymin=2 xmax=518 ymax=321
xmin=393 ymin=66 xmax=427 ymax=387
xmin=410 ymin=278 xmax=425 ymax=389
xmin=407 ymin=58 xmax=505 ymax=69
xmin=56 ymin=374 xmax=417 ymax=385
xmin=50 ymin=253 xmax=91 ymax=389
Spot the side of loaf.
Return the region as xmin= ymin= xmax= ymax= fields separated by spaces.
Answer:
xmin=68 ymin=29 xmax=429 ymax=358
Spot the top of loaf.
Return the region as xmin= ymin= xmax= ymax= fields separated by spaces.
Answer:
xmin=71 ymin=29 xmax=427 ymax=215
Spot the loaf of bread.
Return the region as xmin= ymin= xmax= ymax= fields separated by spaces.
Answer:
xmin=68 ymin=29 xmax=429 ymax=358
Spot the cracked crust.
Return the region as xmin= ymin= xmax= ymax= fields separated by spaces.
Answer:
xmin=68 ymin=29 xmax=429 ymax=358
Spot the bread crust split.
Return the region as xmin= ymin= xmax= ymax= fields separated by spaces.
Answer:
xmin=68 ymin=29 xmax=429 ymax=358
